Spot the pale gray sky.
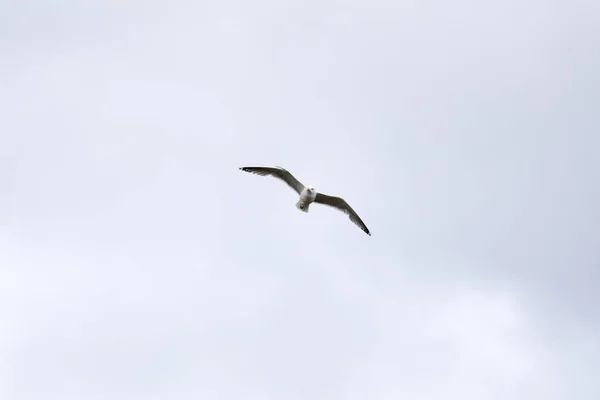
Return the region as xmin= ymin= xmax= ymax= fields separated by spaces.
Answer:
xmin=1 ymin=0 xmax=599 ymax=399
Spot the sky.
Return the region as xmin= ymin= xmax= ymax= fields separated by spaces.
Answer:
xmin=1 ymin=0 xmax=599 ymax=399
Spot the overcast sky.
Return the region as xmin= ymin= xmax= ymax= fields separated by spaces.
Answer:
xmin=1 ymin=0 xmax=599 ymax=399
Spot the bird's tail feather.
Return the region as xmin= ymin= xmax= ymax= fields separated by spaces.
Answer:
xmin=296 ymin=201 xmax=309 ymax=213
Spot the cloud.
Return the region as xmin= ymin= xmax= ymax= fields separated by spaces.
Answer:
xmin=1 ymin=0 xmax=599 ymax=399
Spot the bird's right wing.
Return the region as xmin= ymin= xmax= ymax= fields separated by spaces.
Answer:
xmin=239 ymin=166 xmax=305 ymax=194
xmin=314 ymin=193 xmax=371 ymax=236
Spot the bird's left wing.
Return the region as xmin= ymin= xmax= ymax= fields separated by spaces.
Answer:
xmin=239 ymin=166 xmax=305 ymax=194
xmin=314 ymin=193 xmax=371 ymax=236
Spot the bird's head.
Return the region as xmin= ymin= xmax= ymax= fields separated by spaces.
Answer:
xmin=306 ymin=186 xmax=315 ymax=193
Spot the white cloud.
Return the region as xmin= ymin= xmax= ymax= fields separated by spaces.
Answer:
xmin=1 ymin=0 xmax=599 ymax=398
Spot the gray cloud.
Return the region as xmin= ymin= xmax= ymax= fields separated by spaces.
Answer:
xmin=1 ymin=0 xmax=599 ymax=399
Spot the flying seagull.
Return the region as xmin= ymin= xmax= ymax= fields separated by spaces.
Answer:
xmin=239 ymin=166 xmax=371 ymax=236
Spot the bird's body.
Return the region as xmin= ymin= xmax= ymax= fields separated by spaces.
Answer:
xmin=239 ymin=166 xmax=371 ymax=236
xmin=295 ymin=186 xmax=317 ymax=212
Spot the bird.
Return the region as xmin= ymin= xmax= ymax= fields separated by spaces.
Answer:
xmin=239 ymin=165 xmax=371 ymax=236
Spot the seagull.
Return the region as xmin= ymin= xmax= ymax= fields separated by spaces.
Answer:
xmin=239 ymin=166 xmax=371 ymax=236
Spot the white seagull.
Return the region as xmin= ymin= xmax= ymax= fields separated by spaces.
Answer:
xmin=239 ymin=166 xmax=371 ymax=236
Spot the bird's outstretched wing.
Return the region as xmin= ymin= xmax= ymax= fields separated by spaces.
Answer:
xmin=239 ymin=166 xmax=305 ymax=194
xmin=314 ymin=193 xmax=371 ymax=236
